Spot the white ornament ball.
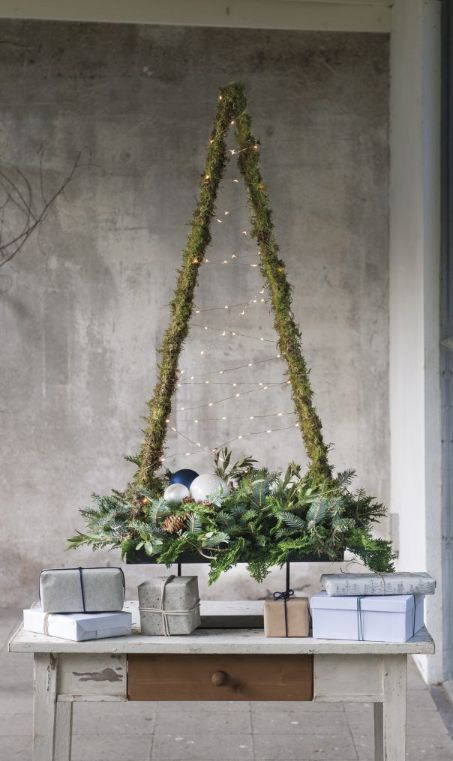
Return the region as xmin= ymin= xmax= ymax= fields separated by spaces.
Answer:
xmin=163 ymin=483 xmax=190 ymax=504
xmin=190 ymin=474 xmax=230 ymax=501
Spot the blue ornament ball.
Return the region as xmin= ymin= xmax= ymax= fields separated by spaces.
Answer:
xmin=170 ymin=468 xmax=199 ymax=489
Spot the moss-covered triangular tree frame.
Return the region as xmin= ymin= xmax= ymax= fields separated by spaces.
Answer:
xmin=133 ymin=82 xmax=333 ymax=493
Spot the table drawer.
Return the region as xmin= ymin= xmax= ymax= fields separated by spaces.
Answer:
xmin=127 ymin=654 xmax=313 ymax=701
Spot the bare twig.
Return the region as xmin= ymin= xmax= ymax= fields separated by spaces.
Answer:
xmin=0 ymin=150 xmax=84 ymax=268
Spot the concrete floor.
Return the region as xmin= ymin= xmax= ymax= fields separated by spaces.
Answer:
xmin=1 ymin=609 xmax=453 ymax=761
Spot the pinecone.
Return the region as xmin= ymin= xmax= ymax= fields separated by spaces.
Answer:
xmin=182 ymin=496 xmax=195 ymax=504
xmin=162 ymin=513 xmax=189 ymax=534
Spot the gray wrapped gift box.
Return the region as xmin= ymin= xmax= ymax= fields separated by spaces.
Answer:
xmin=40 ymin=567 xmax=125 ymax=613
xmin=138 ymin=575 xmax=200 ymax=635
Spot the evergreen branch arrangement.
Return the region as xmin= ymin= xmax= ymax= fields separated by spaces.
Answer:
xmin=69 ymin=449 xmax=394 ymax=582
xmin=68 ymin=83 xmax=395 ymax=579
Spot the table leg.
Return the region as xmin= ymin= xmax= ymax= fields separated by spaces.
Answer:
xmin=374 ymin=655 xmax=407 ymax=761
xmin=54 ymin=702 xmax=73 ymax=761
xmin=33 ymin=653 xmax=58 ymax=761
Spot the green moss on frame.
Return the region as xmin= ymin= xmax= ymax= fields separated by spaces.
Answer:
xmin=133 ymin=82 xmax=332 ymax=494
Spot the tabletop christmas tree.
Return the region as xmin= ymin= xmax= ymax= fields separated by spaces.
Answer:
xmin=69 ymin=83 xmax=394 ymax=582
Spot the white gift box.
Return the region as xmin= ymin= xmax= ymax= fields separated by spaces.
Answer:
xmin=23 ymin=608 xmax=132 ymax=641
xmin=310 ymin=592 xmax=425 ymax=643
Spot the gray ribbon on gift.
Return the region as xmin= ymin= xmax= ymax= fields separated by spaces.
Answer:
xmin=356 ymin=594 xmax=417 ymax=641
xmin=139 ymin=575 xmax=200 ymax=636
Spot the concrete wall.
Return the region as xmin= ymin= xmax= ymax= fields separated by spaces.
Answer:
xmin=0 ymin=20 xmax=389 ymax=605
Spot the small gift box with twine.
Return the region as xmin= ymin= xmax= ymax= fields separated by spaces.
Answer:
xmin=264 ymin=589 xmax=310 ymax=637
xmin=138 ymin=575 xmax=201 ymax=636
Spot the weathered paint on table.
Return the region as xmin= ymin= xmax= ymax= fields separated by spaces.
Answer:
xmin=8 ymin=602 xmax=435 ymax=761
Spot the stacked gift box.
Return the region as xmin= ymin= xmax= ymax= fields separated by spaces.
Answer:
xmin=311 ymin=572 xmax=436 ymax=643
xmin=23 ymin=567 xmax=132 ymax=642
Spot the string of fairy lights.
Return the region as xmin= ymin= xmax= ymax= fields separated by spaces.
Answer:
xmin=160 ymin=136 xmax=298 ymax=465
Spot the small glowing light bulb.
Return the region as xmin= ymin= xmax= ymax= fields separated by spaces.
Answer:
xmin=224 ymin=210 xmax=230 ymax=215
xmin=185 ymin=452 xmax=191 ymax=456
xmin=261 ymin=298 xmax=265 ymax=303
xmin=231 ymin=254 xmax=237 ymax=259
xmin=209 ymin=138 xmax=214 ymax=144
xmin=230 ymin=119 xmax=235 ymax=126
xmin=266 ymin=429 xmax=272 ymax=434
xmin=208 ymin=402 xmax=213 ymax=407
xmin=180 ymin=406 xmax=185 ymax=410
xmin=222 ymin=416 xmax=227 ymax=420
xmin=240 ymin=311 xmax=245 ymax=316
xmin=224 ymin=305 xmax=229 ymax=309
xmin=195 ymin=309 xmax=200 ymax=314
xmin=223 ymin=260 xmax=228 ymax=264
xmin=166 ymin=418 xmax=170 ymax=423
xmin=249 ymin=416 xmax=254 ymax=420
xmin=263 ymin=386 xmax=268 ymax=390
xmin=248 ymin=362 xmax=253 ymax=367
xmin=205 ymin=174 xmax=210 ymax=180
xmin=295 ymin=422 xmax=300 ymax=427
xmin=259 ymin=382 xmax=263 ymax=387
xmin=205 ymin=258 xmax=210 ymax=263
xmin=190 ymin=375 xmax=195 ymax=380
xmin=252 ymin=299 xmax=257 ymax=303
xmin=194 ymin=419 xmax=198 ymax=423
xmin=250 ymin=263 xmax=258 ymax=268
xmin=235 ymin=393 xmax=240 ymax=397
xmin=232 ymin=383 xmax=237 ymax=387
xmin=260 ymin=337 xmax=264 ymax=342
xmin=196 ymin=443 xmax=201 ymax=447
xmin=232 ymin=179 xmax=239 ymax=183
xmin=238 ymin=435 xmax=243 ymax=439
xmin=278 ymin=412 xmax=283 ymax=417
xmin=242 ymin=230 xmax=248 ymax=236
xmin=232 ymin=331 xmax=236 ymax=336
xmin=204 ymin=325 xmax=208 ymax=330
xmin=205 ymin=380 xmax=210 ymax=384
xmin=200 ymin=350 xmax=205 ymax=355
xmin=222 ymin=331 xmax=226 ymax=336
xmin=219 ymin=370 xmax=224 ymax=375
xmin=276 ymin=354 xmax=281 ymax=359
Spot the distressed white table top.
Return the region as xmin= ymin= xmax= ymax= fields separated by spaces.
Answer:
xmin=9 ymin=601 xmax=435 ymax=655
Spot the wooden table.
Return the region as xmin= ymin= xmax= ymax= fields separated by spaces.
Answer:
xmin=8 ymin=601 xmax=434 ymax=761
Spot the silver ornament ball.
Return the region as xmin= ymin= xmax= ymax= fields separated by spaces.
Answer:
xmin=190 ymin=474 xmax=230 ymax=501
xmin=163 ymin=483 xmax=190 ymax=504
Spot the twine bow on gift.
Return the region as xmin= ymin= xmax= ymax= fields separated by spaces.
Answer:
xmin=139 ymin=575 xmax=199 ymax=637
xmin=272 ymin=588 xmax=295 ymax=637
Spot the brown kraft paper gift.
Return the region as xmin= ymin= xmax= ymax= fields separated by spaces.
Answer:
xmin=264 ymin=595 xmax=310 ymax=637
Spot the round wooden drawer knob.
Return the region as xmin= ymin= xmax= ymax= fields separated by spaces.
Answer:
xmin=211 ymin=670 xmax=228 ymax=687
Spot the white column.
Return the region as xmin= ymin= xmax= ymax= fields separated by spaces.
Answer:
xmin=389 ymin=0 xmax=442 ymax=682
